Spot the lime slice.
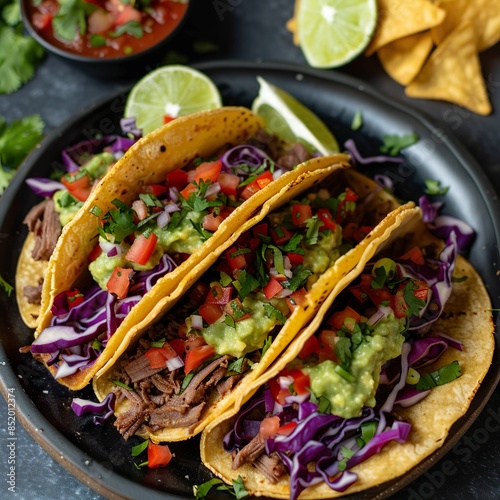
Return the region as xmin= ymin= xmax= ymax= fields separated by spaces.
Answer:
xmin=125 ymin=65 xmax=222 ymax=135
xmin=297 ymin=0 xmax=378 ymax=68
xmin=251 ymin=76 xmax=339 ymax=155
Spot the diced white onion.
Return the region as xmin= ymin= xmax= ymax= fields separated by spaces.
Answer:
xmin=278 ymin=375 xmax=294 ymax=390
xmin=191 ymin=315 xmax=204 ymax=330
xmin=166 ymin=356 xmax=184 ymax=371
xmin=157 ymin=211 xmax=171 ymax=228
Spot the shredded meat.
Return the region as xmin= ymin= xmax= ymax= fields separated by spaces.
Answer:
xmin=24 ymin=199 xmax=62 ymax=261
xmin=124 ymin=355 xmax=164 ymax=383
xmin=232 ymin=433 xmax=266 ymax=469
xmin=148 ymin=402 xmax=206 ymax=431
xmin=277 ymin=142 xmax=313 ymax=170
xmin=216 ymin=374 xmax=242 ymax=397
xmin=22 ymin=284 xmax=43 ymax=304
xmin=253 ymin=452 xmax=286 ymax=484
xmin=114 ymin=401 xmax=152 ymax=440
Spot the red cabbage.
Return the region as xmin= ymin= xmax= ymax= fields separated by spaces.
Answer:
xmin=120 ymin=117 xmax=142 ymax=138
xmin=428 ymin=215 xmax=475 ymax=252
xmin=374 ymin=174 xmax=395 ymax=192
xmin=344 ymin=139 xmax=404 ymax=165
xmin=394 ymin=387 xmax=431 ymax=408
xmin=71 ymin=392 xmax=116 ymax=425
xmin=25 ymin=178 xmax=65 ymax=197
xmin=408 ymin=337 xmax=449 ymax=368
xmin=418 ymin=195 xmax=443 ymax=223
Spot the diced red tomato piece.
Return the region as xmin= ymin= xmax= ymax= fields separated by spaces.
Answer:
xmin=106 ymin=267 xmax=133 ymax=299
xmin=252 ymin=223 xmax=269 ymax=238
xmin=218 ymin=173 xmax=240 ymax=197
xmin=62 ymin=172 xmax=92 ymax=202
xmin=179 ymin=183 xmax=197 ymax=200
xmin=126 ymin=233 xmax=158 ymax=266
xmin=291 ymin=370 xmax=310 ymax=395
xmin=163 ymin=115 xmax=175 ymax=124
xmin=263 ymin=277 xmax=283 ymax=299
xmin=270 ymin=225 xmax=293 ymax=245
xmin=224 ymin=298 xmax=250 ymax=322
xmin=145 ymin=348 xmax=168 ymax=369
xmin=169 ymin=338 xmax=185 ymax=357
xmin=65 ymin=289 xmax=84 ymax=309
xmin=344 ymin=187 xmax=358 ymax=202
xmin=276 ymin=421 xmax=298 ymax=436
xmin=199 ymin=303 xmax=223 ymax=324
xmin=202 ymin=212 xmax=227 ymax=232
xmin=239 ymin=180 xmax=260 ymax=200
xmin=292 ymin=204 xmax=312 ymax=226
xmin=286 ymin=288 xmax=308 ymax=313
xmin=328 ymin=306 xmax=362 ymax=331
xmin=349 ymin=285 xmax=368 ymax=303
xmin=191 ymin=160 xmax=222 ymax=184
xmin=391 ymin=290 xmax=408 ymax=319
xmin=413 ymin=280 xmax=429 ymax=301
xmin=114 ymin=5 xmax=142 ymax=26
xmin=225 ymin=246 xmax=247 ymax=272
xmin=205 ymin=284 xmax=233 ymax=305
xmin=317 ymin=208 xmax=337 ymax=231
xmin=184 ymin=344 xmax=216 ymax=374
xmin=255 ymin=171 xmax=273 ymax=189
xmin=147 ymin=442 xmax=172 ymax=468
xmin=141 ymin=184 xmax=168 ymax=197
xmin=299 ymin=335 xmax=319 ymax=359
xmin=287 ymin=252 xmax=304 ymax=265
xmin=88 ymin=243 xmax=102 ymax=262
xmin=185 ymin=335 xmax=207 ymax=350
xmin=260 ymin=416 xmax=280 ymax=439
xmin=319 ymin=330 xmax=340 ymax=363
xmin=32 ymin=12 xmax=53 ymax=30
xmin=399 ymin=246 xmax=425 ymax=265
xmin=268 ymin=377 xmax=291 ymax=405
xmin=166 ymin=169 xmax=188 ymax=190
xmin=87 ymin=9 xmax=114 ymax=34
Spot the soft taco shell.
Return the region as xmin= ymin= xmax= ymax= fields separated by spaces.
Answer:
xmin=93 ymin=167 xmax=417 ymax=442
xmin=200 ymin=215 xmax=494 ymax=498
xmin=35 ymin=106 xmax=352 ymax=391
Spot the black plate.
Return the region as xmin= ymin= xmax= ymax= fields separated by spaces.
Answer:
xmin=1 ymin=61 xmax=499 ymax=500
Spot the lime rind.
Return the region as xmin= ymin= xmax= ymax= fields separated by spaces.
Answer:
xmin=252 ymin=76 xmax=339 ymax=155
xmin=125 ymin=65 xmax=222 ymax=135
xmin=298 ymin=0 xmax=378 ymax=68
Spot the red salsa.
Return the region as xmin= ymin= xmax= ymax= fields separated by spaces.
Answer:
xmin=27 ymin=0 xmax=188 ymax=58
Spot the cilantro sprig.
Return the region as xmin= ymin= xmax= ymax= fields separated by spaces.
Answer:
xmin=380 ymin=133 xmax=419 ymax=156
xmin=415 ymin=361 xmax=461 ymax=391
xmin=194 ymin=476 xmax=248 ymax=500
xmin=0 ymin=273 xmax=13 ymax=296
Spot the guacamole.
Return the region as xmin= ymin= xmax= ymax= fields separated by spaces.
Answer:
xmin=305 ymin=314 xmax=406 ymax=419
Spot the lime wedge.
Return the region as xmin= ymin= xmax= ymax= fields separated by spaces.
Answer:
xmin=251 ymin=76 xmax=339 ymax=155
xmin=124 ymin=65 xmax=222 ymax=135
xmin=297 ymin=0 xmax=378 ymax=68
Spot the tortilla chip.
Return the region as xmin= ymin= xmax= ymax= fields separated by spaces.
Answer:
xmin=15 ymin=233 xmax=47 ymax=328
xmin=406 ymin=23 xmax=492 ymax=115
xmin=377 ymin=31 xmax=434 ymax=86
xmin=365 ymin=0 xmax=445 ymax=56
xmin=432 ymin=0 xmax=500 ymax=52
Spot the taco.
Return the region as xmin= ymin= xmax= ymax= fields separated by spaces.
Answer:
xmin=29 ymin=106 xmax=351 ymax=391
xmin=91 ymin=165 xmax=418 ymax=443
xmin=16 ymin=133 xmax=138 ymax=328
xmin=200 ymin=211 xmax=494 ymax=499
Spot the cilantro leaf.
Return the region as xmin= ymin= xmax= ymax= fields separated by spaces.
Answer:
xmin=424 ymin=179 xmax=449 ymax=196
xmin=415 ymin=361 xmax=461 ymax=391
xmin=194 ymin=475 xmax=248 ymax=500
xmin=131 ymin=440 xmax=148 ymax=457
xmin=0 ymin=273 xmax=13 ymax=296
xmin=52 ymin=0 xmax=96 ymax=41
xmin=234 ymin=270 xmax=260 ymax=301
xmin=2 ymin=0 xmax=20 ymax=26
xmin=351 ymin=111 xmax=363 ymax=131
xmin=380 ymin=133 xmax=419 ymax=156
xmin=111 ymin=379 xmax=133 ymax=390
xmin=227 ymin=357 xmax=245 ymax=374
xmin=261 ymin=336 xmax=273 ymax=358
xmin=334 ymin=336 xmax=352 ymax=367
xmin=263 ymin=304 xmax=287 ymax=324
xmin=282 ymin=266 xmax=312 ymax=292
xmin=0 ymin=22 xmax=44 ymax=94
xmin=282 ymin=232 xmax=304 ymax=253
xmin=403 ymin=281 xmax=426 ymax=318
xmin=304 ymin=216 xmax=322 ymax=245
xmin=109 ymin=20 xmax=143 ymax=39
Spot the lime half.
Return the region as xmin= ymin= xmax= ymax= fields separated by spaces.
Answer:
xmin=125 ymin=66 xmax=222 ymax=135
xmin=298 ymin=0 xmax=378 ymax=68
xmin=252 ymin=76 xmax=339 ymax=155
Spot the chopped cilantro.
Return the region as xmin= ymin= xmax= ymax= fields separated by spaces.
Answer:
xmin=90 ymin=34 xmax=106 ymax=48
xmin=58 ymin=191 xmax=81 ymax=208
xmin=131 ymin=440 xmax=148 ymax=457
xmin=224 ymin=315 xmax=236 ymax=328
xmin=234 ymin=270 xmax=260 ymax=301
xmin=219 ymin=272 xmax=233 ymax=287
xmin=0 ymin=273 xmax=13 ymax=296
xmin=179 ymin=372 xmax=195 ymax=394
xmin=227 ymin=357 xmax=245 ymax=374
xmin=334 ymin=336 xmax=352 ymax=367
xmin=182 ymin=181 xmax=223 ymax=212
xmin=268 ymin=245 xmax=284 ymax=274
xmin=338 ymin=446 xmax=355 ymax=471
xmin=282 ymin=232 xmax=304 ymax=253
xmin=415 ymin=360 xmax=461 ymax=391
xmin=380 ymin=133 xmax=419 ymax=156
xmin=230 ymin=247 xmax=251 ymax=258
xmin=361 ymin=421 xmax=377 ymax=445
xmin=261 ymin=336 xmax=273 ymax=358
xmin=139 ymin=193 xmax=162 ymax=207
xmin=351 ymin=111 xmax=363 ymax=130
xmin=91 ymin=339 xmax=102 ymax=350
xmin=190 ymin=220 xmax=212 ymax=242
xmin=263 ymin=304 xmax=287 ymax=324
xmin=52 ymin=0 xmax=96 ymax=41
xmin=111 ymin=379 xmax=133 ymax=390
xmin=424 ymin=179 xmax=449 ymax=196
xmin=194 ymin=475 xmax=248 ymax=500
xmin=403 ymin=281 xmax=426 ymax=318
xmin=150 ymin=338 xmax=166 ymax=348
xmin=282 ymin=266 xmax=311 ymax=292
xmin=304 ymin=216 xmax=322 ymax=245
xmin=109 ymin=20 xmax=143 ymax=38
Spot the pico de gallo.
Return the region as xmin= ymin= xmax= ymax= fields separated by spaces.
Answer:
xmin=26 ymin=0 xmax=188 ymax=58
xmin=222 ymin=233 xmax=462 ymax=499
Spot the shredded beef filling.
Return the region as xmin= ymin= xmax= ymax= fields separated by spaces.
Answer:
xmin=22 ymin=282 xmax=43 ymax=305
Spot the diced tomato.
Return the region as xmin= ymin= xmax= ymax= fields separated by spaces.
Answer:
xmin=88 ymin=243 xmax=102 ymax=262
xmin=328 ymin=306 xmax=362 ymax=331
xmin=126 ymin=233 xmax=158 ymax=266
xmin=276 ymin=421 xmax=298 ymax=436
xmin=255 ymin=171 xmax=273 ymax=189
xmin=319 ymin=330 xmax=340 ymax=363
xmin=252 ymin=223 xmax=268 ymax=238
xmin=292 ymin=204 xmax=312 ymax=226
xmin=270 ymin=225 xmax=293 ymax=245
xmin=268 ymin=377 xmax=291 ymax=405
xmin=286 ymin=288 xmax=308 ymax=313
xmin=299 ymin=335 xmax=319 ymax=359
xmin=263 ymin=276 xmax=283 ymax=299
xmin=184 ymin=344 xmax=216 ymax=374
xmin=349 ymin=285 xmax=368 ymax=303
xmin=226 ymin=246 xmax=247 ymax=272
xmin=260 ymin=416 xmax=280 ymax=439
xmin=87 ymin=9 xmax=114 ymax=34
xmin=185 ymin=335 xmax=207 ymax=350
xmin=179 ymin=183 xmax=197 ymax=200
xmin=166 ymin=169 xmax=188 ymax=190
xmin=106 ymin=267 xmax=133 ymax=299
xmin=291 ymin=370 xmax=310 ymax=395
xmin=163 ymin=115 xmax=175 ymax=124
xmin=62 ymin=172 xmax=92 ymax=202
xmin=191 ymin=160 xmax=222 ymax=184
xmin=141 ymin=184 xmax=168 ymax=197
xmin=65 ymin=289 xmax=84 ymax=309
xmin=391 ymin=290 xmax=408 ymax=319
xmin=317 ymin=208 xmax=337 ymax=231
xmin=202 ymin=212 xmax=227 ymax=232
xmin=239 ymin=180 xmax=259 ymax=200
xmin=114 ymin=5 xmax=142 ymax=26
xmin=413 ymin=280 xmax=429 ymax=301
xmin=169 ymin=338 xmax=185 ymax=357
xmin=199 ymin=303 xmax=223 ymax=324
xmin=145 ymin=348 xmax=168 ymax=369
xmin=224 ymin=298 xmax=250 ymax=322
xmin=147 ymin=442 xmax=172 ymax=468
xmin=344 ymin=187 xmax=358 ymax=202
xmin=218 ymin=173 xmax=240 ymax=197
xmin=205 ymin=284 xmax=233 ymax=305
xmin=399 ymin=246 xmax=425 ymax=265
xmin=287 ymin=252 xmax=304 ymax=266
xmin=249 ymin=237 xmax=261 ymax=251
xmin=32 ymin=12 xmax=53 ymax=30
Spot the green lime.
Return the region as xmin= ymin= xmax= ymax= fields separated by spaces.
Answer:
xmin=124 ymin=65 xmax=222 ymax=135
xmin=297 ymin=0 xmax=378 ymax=68
xmin=251 ymin=76 xmax=339 ymax=155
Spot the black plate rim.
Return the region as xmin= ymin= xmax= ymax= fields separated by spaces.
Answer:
xmin=1 ymin=59 xmax=499 ymax=500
